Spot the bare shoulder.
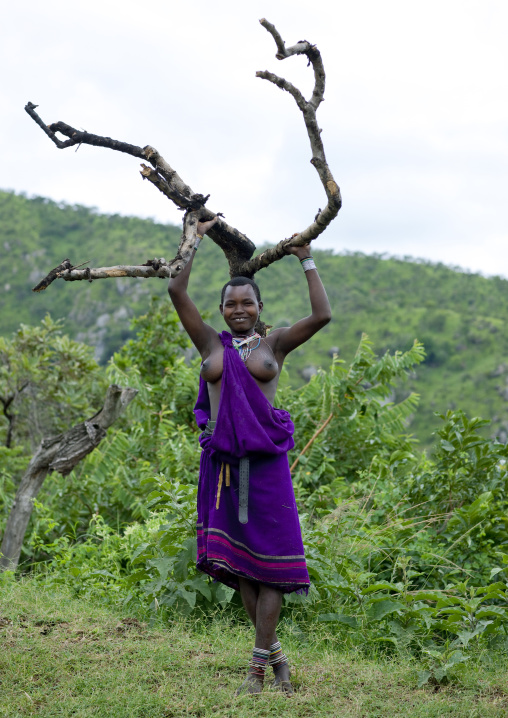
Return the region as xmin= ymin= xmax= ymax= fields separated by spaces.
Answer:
xmin=201 ymin=327 xmax=223 ymax=360
xmin=264 ymin=327 xmax=289 ymax=355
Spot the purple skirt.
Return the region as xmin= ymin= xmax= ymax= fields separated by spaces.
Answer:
xmin=196 ymin=435 xmax=310 ymax=594
xmin=194 ymin=330 xmax=310 ymax=595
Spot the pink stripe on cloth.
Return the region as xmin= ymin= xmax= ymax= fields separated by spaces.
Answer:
xmin=205 ymin=557 xmax=310 ymax=586
xmin=206 ymin=550 xmax=307 ymax=575
xmin=206 ymin=535 xmax=307 ymax=570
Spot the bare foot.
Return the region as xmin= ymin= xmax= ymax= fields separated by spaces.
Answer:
xmin=235 ymin=673 xmax=264 ymax=696
xmin=271 ymin=676 xmax=294 ymax=695
xmin=271 ymin=664 xmax=294 ymax=695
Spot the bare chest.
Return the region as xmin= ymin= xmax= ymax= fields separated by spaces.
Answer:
xmin=201 ymin=340 xmax=279 ymax=385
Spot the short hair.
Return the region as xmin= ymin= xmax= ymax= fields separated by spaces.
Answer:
xmin=220 ymin=276 xmax=261 ymax=305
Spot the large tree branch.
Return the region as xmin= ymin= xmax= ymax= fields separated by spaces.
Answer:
xmin=26 ymin=19 xmax=341 ymax=285
xmin=31 ymin=206 xmax=254 ymax=291
xmin=25 ymin=103 xmax=256 ymax=279
xmin=0 ymin=384 xmax=137 ymax=572
xmin=258 ymin=19 xmax=326 ymax=110
xmin=238 ymin=19 xmax=342 ymax=277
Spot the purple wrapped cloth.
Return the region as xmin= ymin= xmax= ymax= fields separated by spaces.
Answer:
xmin=194 ymin=331 xmax=310 ymax=595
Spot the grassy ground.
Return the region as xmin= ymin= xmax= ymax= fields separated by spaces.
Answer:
xmin=1 ymin=579 xmax=508 ymax=718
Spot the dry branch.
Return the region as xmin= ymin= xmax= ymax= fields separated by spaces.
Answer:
xmin=25 ymin=103 xmax=255 ymax=285
xmin=26 ymin=19 xmax=341 ymax=287
xmin=0 ymin=384 xmax=137 ymax=572
xmin=290 ymin=412 xmax=334 ymax=474
xmin=241 ymin=19 xmax=342 ymax=277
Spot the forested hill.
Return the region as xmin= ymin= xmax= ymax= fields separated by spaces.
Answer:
xmin=2 ymin=188 xmax=508 ymax=445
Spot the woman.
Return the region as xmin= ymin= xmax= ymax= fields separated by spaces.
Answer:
xmin=168 ymin=216 xmax=331 ymax=694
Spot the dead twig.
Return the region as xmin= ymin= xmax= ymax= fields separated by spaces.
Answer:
xmin=290 ymin=412 xmax=334 ymax=473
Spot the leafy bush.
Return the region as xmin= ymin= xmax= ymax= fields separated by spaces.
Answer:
xmin=0 ymin=314 xmax=104 ymax=452
xmin=126 ymin=476 xmax=235 ymax=612
xmin=4 ymin=314 xmax=508 ymax=685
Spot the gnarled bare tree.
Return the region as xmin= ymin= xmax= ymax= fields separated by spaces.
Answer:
xmin=27 ymin=19 xmax=341 ymax=293
xmin=0 ymin=384 xmax=137 ymax=572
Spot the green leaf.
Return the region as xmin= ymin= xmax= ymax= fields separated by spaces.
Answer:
xmin=130 ymin=542 xmax=150 ymax=562
xmin=489 ymin=568 xmax=504 ymax=579
xmin=476 ymin=606 xmax=507 ymax=620
xmin=173 ymin=538 xmax=196 ymax=582
xmin=423 ymin=648 xmax=443 ymax=660
xmin=361 ymin=582 xmax=399 ymax=595
xmin=438 ymin=607 xmax=467 ymax=618
xmin=187 ymin=576 xmax=212 ymax=602
xmin=456 ymin=625 xmax=490 ymax=646
xmin=367 ymin=600 xmax=404 ymax=621
xmin=417 ymin=670 xmax=432 ymax=688
xmin=176 ymin=587 xmax=196 ymax=608
xmin=148 ymin=557 xmax=174 ymax=583
xmin=411 ymin=591 xmax=443 ymax=602
xmin=215 ymin=584 xmax=235 ymax=605
xmin=433 ymin=667 xmax=448 ymax=683
xmin=445 ymin=650 xmax=470 ymax=667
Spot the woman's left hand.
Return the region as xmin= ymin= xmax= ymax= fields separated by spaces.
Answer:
xmin=285 ymin=242 xmax=312 ymax=259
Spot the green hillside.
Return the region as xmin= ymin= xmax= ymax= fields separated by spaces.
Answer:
xmin=2 ymin=189 xmax=508 ymax=446
xmin=0 ymin=190 xmax=181 ymax=360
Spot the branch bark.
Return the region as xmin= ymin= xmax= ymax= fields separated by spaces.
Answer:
xmin=0 ymin=383 xmax=30 ymax=448
xmin=26 ymin=19 xmax=341 ymax=286
xmin=0 ymin=384 xmax=137 ymax=572
xmin=241 ymin=19 xmax=342 ymax=277
xmin=26 ymin=104 xmax=255 ymax=286
xmin=31 ymin=207 xmax=255 ymax=290
xmin=0 ymin=394 xmax=15 ymax=449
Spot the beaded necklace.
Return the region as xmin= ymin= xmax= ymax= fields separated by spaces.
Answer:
xmin=232 ymin=332 xmax=261 ymax=362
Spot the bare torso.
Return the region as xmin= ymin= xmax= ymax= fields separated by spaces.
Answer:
xmin=200 ymin=332 xmax=283 ymax=419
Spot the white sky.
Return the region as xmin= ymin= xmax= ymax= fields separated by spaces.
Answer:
xmin=1 ymin=0 xmax=507 ymax=276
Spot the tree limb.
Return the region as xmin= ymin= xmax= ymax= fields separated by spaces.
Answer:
xmin=0 ymin=384 xmax=137 ymax=572
xmin=0 ymin=383 xmax=30 ymax=448
xmin=31 ymin=207 xmax=255 ymax=290
xmin=239 ymin=19 xmax=342 ymax=277
xmin=26 ymin=19 xmax=341 ymax=285
xmin=25 ymin=103 xmax=256 ymax=281
xmin=0 ymin=394 xmax=15 ymax=449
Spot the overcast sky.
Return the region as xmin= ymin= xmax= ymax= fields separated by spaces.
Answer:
xmin=1 ymin=1 xmax=507 ymax=276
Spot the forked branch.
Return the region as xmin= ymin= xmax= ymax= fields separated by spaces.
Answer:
xmin=26 ymin=19 xmax=341 ymax=290
xmin=241 ymin=19 xmax=341 ymax=276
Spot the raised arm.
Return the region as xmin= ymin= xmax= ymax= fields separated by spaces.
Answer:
xmin=270 ymin=244 xmax=331 ymax=357
xmin=168 ymin=217 xmax=218 ymax=357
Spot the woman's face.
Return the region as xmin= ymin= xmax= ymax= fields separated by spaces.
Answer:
xmin=220 ymin=285 xmax=263 ymax=335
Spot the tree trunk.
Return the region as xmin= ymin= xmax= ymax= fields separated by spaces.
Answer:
xmin=0 ymin=384 xmax=137 ymax=572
